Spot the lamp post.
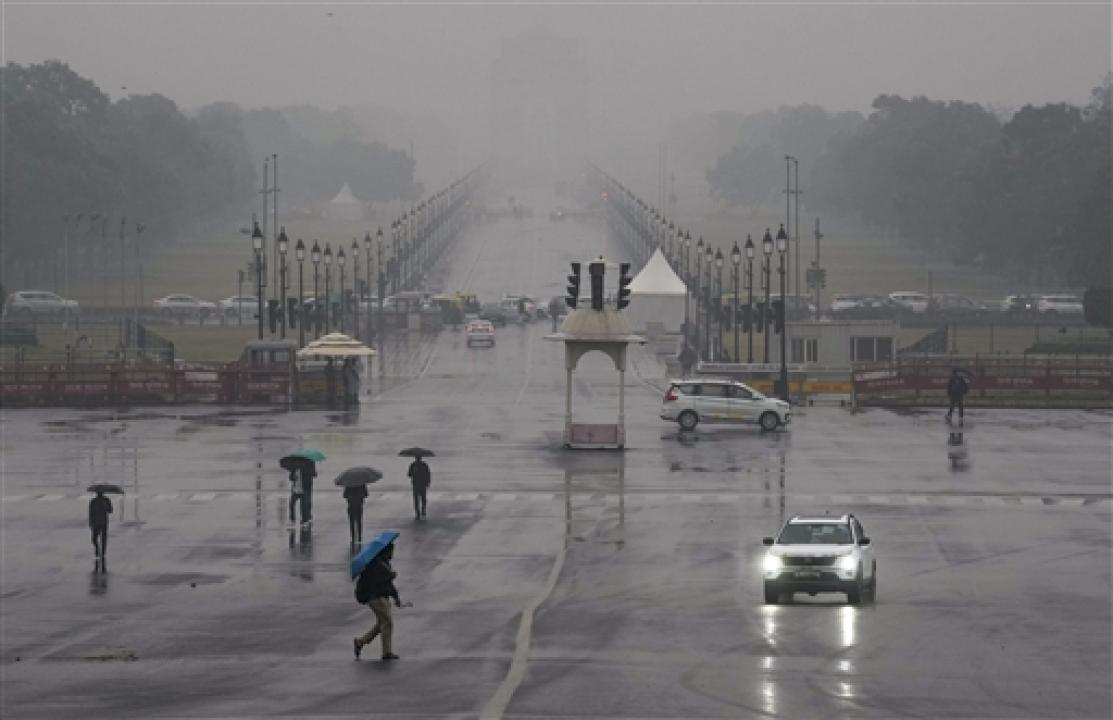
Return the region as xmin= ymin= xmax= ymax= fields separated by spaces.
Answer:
xmin=695 ymin=236 xmax=704 ymax=360
xmin=323 ymin=244 xmax=333 ymax=334
xmin=363 ymin=232 xmax=373 ymax=342
xmin=762 ymin=229 xmax=773 ymax=364
xmin=295 ymin=239 xmax=306 ymax=348
xmin=745 ymin=235 xmax=755 ymax=363
xmin=252 ymin=221 xmax=264 ymax=340
xmin=391 ymin=220 xmax=400 ymax=295
xmin=731 ymin=241 xmax=741 ymax=362
xmin=704 ymin=242 xmax=714 ymax=361
xmin=776 ymin=224 xmax=789 ymax=401
xmin=714 ymin=249 xmax=724 ymax=361
xmin=376 ymin=227 xmax=385 ymax=366
xmin=337 ymin=248 xmax=346 ymax=334
xmin=351 ymin=238 xmax=360 ymax=341
xmin=682 ymin=232 xmax=692 ymax=361
xmin=277 ymin=228 xmax=288 ymax=339
xmin=311 ymin=241 xmax=321 ymax=339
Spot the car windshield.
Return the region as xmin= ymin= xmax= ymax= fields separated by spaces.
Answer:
xmin=779 ymin=522 xmax=853 ymax=544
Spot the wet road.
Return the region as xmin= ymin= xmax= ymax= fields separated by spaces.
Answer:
xmin=3 ymin=187 xmax=1111 ymax=718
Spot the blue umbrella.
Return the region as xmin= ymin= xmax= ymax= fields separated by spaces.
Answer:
xmin=350 ymin=529 xmax=400 ymax=579
xmin=279 ymin=448 xmax=326 ymax=470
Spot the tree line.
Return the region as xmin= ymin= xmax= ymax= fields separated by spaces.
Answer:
xmin=1 ymin=61 xmax=420 ymax=290
xmin=705 ymin=77 xmax=1111 ymax=288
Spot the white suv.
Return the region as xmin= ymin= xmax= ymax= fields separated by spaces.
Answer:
xmin=660 ymin=379 xmax=790 ymax=432
xmin=761 ymin=514 xmax=876 ymax=605
xmin=1036 ymin=294 xmax=1083 ymax=315
xmin=888 ymin=291 xmax=930 ymax=313
xmin=4 ymin=290 xmax=80 ymax=318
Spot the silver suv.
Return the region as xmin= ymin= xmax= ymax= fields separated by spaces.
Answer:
xmin=3 ymin=290 xmax=80 ymax=318
xmin=761 ymin=514 xmax=877 ymax=605
xmin=660 ymin=379 xmax=790 ymax=432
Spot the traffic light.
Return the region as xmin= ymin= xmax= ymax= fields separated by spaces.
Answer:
xmin=773 ymin=300 xmax=785 ymax=334
xmin=566 ymin=262 xmax=581 ymax=309
xmin=287 ymin=297 xmax=298 ymax=328
xmin=588 ymin=259 xmax=605 ymax=311
xmin=617 ymin=262 xmax=633 ymax=310
xmin=267 ymin=299 xmax=279 ymax=334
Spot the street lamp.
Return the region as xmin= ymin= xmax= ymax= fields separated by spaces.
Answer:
xmin=731 ymin=241 xmax=741 ymax=362
xmin=363 ymin=232 xmax=373 ymax=342
xmin=714 ymin=249 xmax=724 ymax=361
xmin=744 ymin=235 xmax=755 ymax=363
xmin=682 ymin=231 xmax=692 ymax=365
xmin=311 ymin=241 xmax=321 ymax=338
xmin=376 ymin=227 xmax=385 ymax=365
xmin=337 ymin=248 xmax=346 ymax=334
xmin=776 ymin=224 xmax=790 ymax=402
xmin=295 ymin=239 xmax=306 ymax=348
xmin=323 ymin=244 xmax=333 ymax=334
xmin=704 ymin=242 xmax=714 ymax=361
xmin=762 ymin=229 xmax=773 ymax=364
xmin=695 ymin=236 xmax=705 ymax=360
xmin=252 ymin=220 xmax=264 ymax=340
xmin=351 ymin=238 xmax=360 ymax=340
xmin=277 ymin=228 xmax=288 ymax=339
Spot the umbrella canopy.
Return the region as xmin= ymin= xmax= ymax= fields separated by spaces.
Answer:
xmin=334 ymin=466 xmax=383 ymax=487
xmin=297 ymin=333 xmax=375 ymax=359
xmin=280 ymin=448 xmax=326 ymax=470
xmin=87 ymin=483 xmax=124 ymax=494
xmin=350 ymin=529 xmax=400 ymax=579
xmin=398 ymin=447 xmax=435 ymax=459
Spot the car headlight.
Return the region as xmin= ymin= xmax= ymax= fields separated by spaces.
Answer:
xmin=836 ymin=554 xmax=858 ymax=572
xmin=762 ymin=554 xmax=783 ymax=574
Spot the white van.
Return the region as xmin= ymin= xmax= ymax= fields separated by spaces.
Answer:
xmin=887 ymin=291 xmax=930 ymax=313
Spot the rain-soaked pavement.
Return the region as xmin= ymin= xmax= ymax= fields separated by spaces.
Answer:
xmin=3 ymin=188 xmax=1111 ymax=718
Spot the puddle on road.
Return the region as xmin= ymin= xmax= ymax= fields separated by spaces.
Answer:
xmin=131 ymin=572 xmax=227 ymax=587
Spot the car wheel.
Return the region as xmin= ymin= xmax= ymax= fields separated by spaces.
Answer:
xmin=763 ymin=582 xmax=780 ymax=604
xmin=678 ymin=411 xmax=699 ymax=431
xmin=759 ymin=411 xmax=780 ymax=432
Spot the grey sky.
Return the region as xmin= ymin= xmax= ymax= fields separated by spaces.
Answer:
xmin=6 ymin=1 xmax=1110 ymax=168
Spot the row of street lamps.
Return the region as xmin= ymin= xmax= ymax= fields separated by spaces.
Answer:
xmin=246 ymin=163 xmax=491 ymax=349
xmin=591 ymin=166 xmax=791 ymax=401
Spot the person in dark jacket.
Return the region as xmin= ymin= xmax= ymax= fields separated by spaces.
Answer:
xmin=408 ymin=457 xmax=431 ymax=519
xmin=353 ymin=543 xmax=403 ymax=661
xmin=88 ymin=490 xmax=112 ymax=559
xmin=946 ymin=369 xmax=970 ymax=423
xmin=343 ymin=484 xmax=368 ymax=544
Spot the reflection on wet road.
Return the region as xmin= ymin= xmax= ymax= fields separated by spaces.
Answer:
xmin=2 ymin=188 xmax=1110 ymax=718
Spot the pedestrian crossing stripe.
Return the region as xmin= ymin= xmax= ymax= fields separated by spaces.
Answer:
xmin=3 ymin=490 xmax=1108 ymax=511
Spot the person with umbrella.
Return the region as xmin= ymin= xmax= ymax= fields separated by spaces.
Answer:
xmin=401 ymin=448 xmax=434 ymax=520
xmin=352 ymin=530 xmax=406 ymax=661
xmin=946 ymin=368 xmax=971 ymax=424
xmin=87 ymin=484 xmax=120 ymax=562
xmin=335 ymin=467 xmax=382 ymax=545
xmin=281 ymin=449 xmax=325 ymax=527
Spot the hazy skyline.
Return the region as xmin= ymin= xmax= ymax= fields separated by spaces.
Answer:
xmin=6 ymin=1 xmax=1110 ymax=175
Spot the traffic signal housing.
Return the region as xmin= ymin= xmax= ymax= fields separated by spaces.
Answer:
xmin=772 ymin=300 xmax=785 ymax=334
xmin=617 ymin=262 xmax=633 ymax=310
xmin=566 ymin=262 xmax=581 ymax=309
xmin=588 ymin=259 xmax=605 ymax=311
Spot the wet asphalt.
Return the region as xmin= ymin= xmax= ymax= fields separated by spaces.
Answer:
xmin=2 ymin=187 xmax=1111 ymax=719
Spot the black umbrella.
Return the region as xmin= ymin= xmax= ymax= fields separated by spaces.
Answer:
xmin=334 ymin=466 xmax=384 ymax=487
xmin=398 ymin=447 xmax=435 ymax=459
xmin=86 ymin=483 xmax=124 ymax=494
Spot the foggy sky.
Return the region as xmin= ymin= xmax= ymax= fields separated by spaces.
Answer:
xmin=6 ymin=0 xmax=1110 ymax=174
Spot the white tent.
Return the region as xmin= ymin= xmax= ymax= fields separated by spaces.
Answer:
xmin=626 ymin=248 xmax=687 ymax=333
xmin=326 ymin=183 xmax=363 ymax=223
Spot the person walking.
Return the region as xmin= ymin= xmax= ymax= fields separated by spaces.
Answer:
xmin=946 ymin=368 xmax=970 ymax=424
xmin=353 ymin=542 xmax=404 ymax=661
xmin=408 ymin=457 xmax=431 ymax=520
xmin=300 ymin=461 xmax=316 ymax=525
xmin=342 ymin=358 xmax=361 ymax=407
xmin=288 ymin=465 xmax=304 ymax=526
xmin=344 ymin=483 xmax=368 ymax=544
xmin=88 ymin=489 xmax=112 ymax=560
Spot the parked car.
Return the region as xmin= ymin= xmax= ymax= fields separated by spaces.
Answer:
xmin=761 ymin=513 xmax=876 ymax=605
xmin=219 ymin=295 xmax=260 ymax=319
xmin=887 ymin=291 xmax=930 ymax=313
xmin=933 ymin=294 xmax=985 ymax=314
xmin=660 ymin=378 xmax=790 ymax=432
xmin=1001 ymin=294 xmax=1040 ymax=315
xmin=154 ymin=294 xmax=216 ymax=318
xmin=1036 ymin=294 xmax=1084 ymax=315
xmin=830 ymin=294 xmax=866 ymax=313
xmin=464 ymin=319 xmax=496 ymax=347
xmin=3 ymin=290 xmax=79 ymax=318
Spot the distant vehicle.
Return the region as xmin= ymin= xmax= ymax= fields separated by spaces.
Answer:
xmin=219 ymin=295 xmax=260 ymax=319
xmin=784 ymin=296 xmax=818 ymax=319
xmin=1001 ymin=294 xmax=1040 ymax=315
xmin=761 ymin=514 xmax=876 ymax=605
xmin=3 ymin=290 xmax=79 ymax=318
xmin=1036 ymin=294 xmax=1084 ymax=315
xmin=888 ymin=291 xmax=930 ymax=313
xmin=499 ymin=295 xmax=540 ymax=318
xmin=478 ymin=303 xmax=510 ymax=326
xmin=660 ymin=378 xmax=790 ymax=432
xmin=464 ymin=319 xmax=496 ymax=347
xmin=830 ymin=294 xmax=866 ymax=313
xmin=154 ymin=294 xmax=216 ymax=318
xmin=933 ymin=294 xmax=985 ymax=314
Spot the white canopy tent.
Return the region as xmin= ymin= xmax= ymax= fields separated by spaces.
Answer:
xmin=326 ymin=183 xmax=363 ymax=223
xmin=625 ymin=248 xmax=686 ymax=333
